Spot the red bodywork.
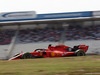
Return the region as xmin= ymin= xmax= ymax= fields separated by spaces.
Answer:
xmin=9 ymin=45 xmax=88 ymax=60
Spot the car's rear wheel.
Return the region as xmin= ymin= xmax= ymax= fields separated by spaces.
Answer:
xmin=75 ymin=50 xmax=86 ymax=56
xmin=21 ymin=53 xmax=33 ymax=59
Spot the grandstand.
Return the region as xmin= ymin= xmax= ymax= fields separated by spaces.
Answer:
xmin=0 ymin=11 xmax=100 ymax=59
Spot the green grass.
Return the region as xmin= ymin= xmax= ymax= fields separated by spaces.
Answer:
xmin=0 ymin=55 xmax=100 ymax=75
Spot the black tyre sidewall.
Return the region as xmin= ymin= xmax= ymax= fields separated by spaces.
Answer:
xmin=75 ymin=50 xmax=86 ymax=56
xmin=21 ymin=53 xmax=33 ymax=59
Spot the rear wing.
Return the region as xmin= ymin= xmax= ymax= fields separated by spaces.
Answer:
xmin=78 ymin=45 xmax=89 ymax=52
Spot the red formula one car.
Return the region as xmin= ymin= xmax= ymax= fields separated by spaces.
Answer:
xmin=9 ymin=44 xmax=89 ymax=60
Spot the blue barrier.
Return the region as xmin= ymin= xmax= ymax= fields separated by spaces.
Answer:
xmin=0 ymin=11 xmax=92 ymax=22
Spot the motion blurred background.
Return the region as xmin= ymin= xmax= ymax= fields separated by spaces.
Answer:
xmin=0 ymin=10 xmax=100 ymax=60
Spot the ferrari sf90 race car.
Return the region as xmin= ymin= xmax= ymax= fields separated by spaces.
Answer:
xmin=9 ymin=44 xmax=89 ymax=60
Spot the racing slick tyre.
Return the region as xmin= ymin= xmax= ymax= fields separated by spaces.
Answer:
xmin=21 ymin=53 xmax=34 ymax=59
xmin=75 ymin=50 xmax=86 ymax=56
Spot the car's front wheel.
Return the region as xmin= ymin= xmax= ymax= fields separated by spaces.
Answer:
xmin=21 ymin=53 xmax=33 ymax=59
